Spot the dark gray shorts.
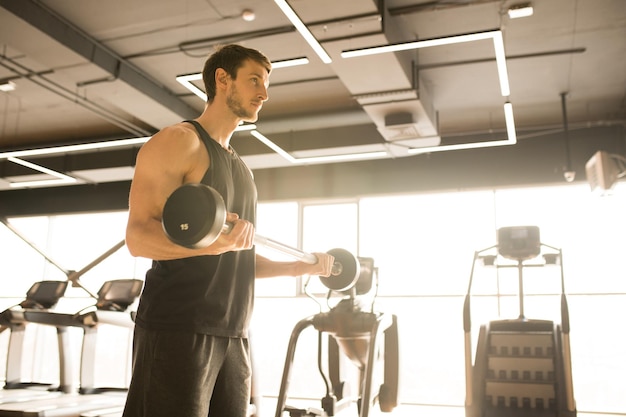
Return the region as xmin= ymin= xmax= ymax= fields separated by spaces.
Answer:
xmin=122 ymin=326 xmax=251 ymax=417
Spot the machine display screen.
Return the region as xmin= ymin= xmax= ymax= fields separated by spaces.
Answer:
xmin=24 ymin=280 xmax=68 ymax=309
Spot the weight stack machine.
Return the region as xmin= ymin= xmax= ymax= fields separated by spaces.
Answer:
xmin=463 ymin=226 xmax=576 ymax=417
xmin=274 ymin=257 xmax=399 ymax=417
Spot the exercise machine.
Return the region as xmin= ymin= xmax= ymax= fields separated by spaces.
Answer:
xmin=463 ymin=226 xmax=576 ymax=417
xmin=0 ymin=278 xmax=142 ymax=417
xmin=0 ymin=281 xmax=70 ymax=404
xmin=275 ymin=257 xmax=399 ymax=417
xmin=0 ymin=216 xmax=125 ymax=407
xmin=0 ymin=217 xmax=138 ymax=417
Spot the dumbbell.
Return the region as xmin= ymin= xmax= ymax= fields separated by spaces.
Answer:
xmin=161 ymin=183 xmax=360 ymax=292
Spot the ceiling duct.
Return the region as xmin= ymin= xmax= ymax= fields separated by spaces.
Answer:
xmin=323 ymin=0 xmax=439 ymax=156
xmin=354 ymin=81 xmax=440 ymax=152
xmin=380 ymin=111 xmax=440 ymax=146
xmin=384 ymin=112 xmax=420 ymax=140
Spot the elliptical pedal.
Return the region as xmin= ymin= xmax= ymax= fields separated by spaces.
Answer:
xmin=284 ymin=405 xmax=324 ymax=417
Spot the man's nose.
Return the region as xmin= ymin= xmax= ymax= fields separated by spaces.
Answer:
xmin=259 ymin=85 xmax=269 ymax=102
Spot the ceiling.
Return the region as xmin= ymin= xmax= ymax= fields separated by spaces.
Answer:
xmin=0 ymin=0 xmax=624 ymax=191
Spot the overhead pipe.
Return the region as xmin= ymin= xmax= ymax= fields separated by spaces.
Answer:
xmin=0 ymin=0 xmax=197 ymax=119
xmin=0 ymin=55 xmax=152 ymax=137
xmin=560 ymin=92 xmax=576 ymax=181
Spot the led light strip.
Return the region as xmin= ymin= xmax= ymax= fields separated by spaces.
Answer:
xmin=250 ymin=130 xmax=387 ymax=164
xmin=342 ymin=30 xmax=510 ymax=97
xmin=272 ymin=57 xmax=310 ymax=69
xmin=0 ymin=123 xmax=256 ymax=160
xmin=342 ymin=29 xmax=516 ymax=153
xmin=0 ymin=123 xmax=263 ymax=188
xmin=491 ymin=31 xmax=510 ymax=97
xmin=342 ymin=31 xmax=496 ymax=57
xmin=407 ymin=102 xmax=516 ymax=154
xmin=250 ymin=130 xmax=297 ymax=163
xmin=0 ymin=137 xmax=151 ymax=159
xmin=1 ymin=138 xmax=149 ymax=189
xmin=8 ymin=178 xmax=77 ymax=188
xmin=176 ymin=73 xmax=207 ymax=102
xmin=503 ymin=102 xmax=516 ymax=143
xmin=273 ymin=0 xmax=332 ymax=64
xmin=7 ymin=157 xmax=77 ymax=188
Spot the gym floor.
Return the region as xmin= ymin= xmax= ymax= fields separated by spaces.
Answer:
xmin=259 ymin=399 xmax=626 ymax=416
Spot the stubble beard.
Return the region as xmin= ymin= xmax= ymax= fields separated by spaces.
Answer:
xmin=227 ymin=85 xmax=258 ymax=122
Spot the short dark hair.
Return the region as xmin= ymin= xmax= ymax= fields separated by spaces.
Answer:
xmin=202 ymin=44 xmax=272 ymax=102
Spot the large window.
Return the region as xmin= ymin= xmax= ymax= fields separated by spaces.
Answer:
xmin=0 ymin=212 xmax=147 ymax=299
xmin=0 ymin=211 xmax=147 ymax=388
xmin=254 ymin=201 xmax=300 ymax=297
xmin=252 ymin=183 xmax=626 ymax=413
xmin=1 ymin=182 xmax=624 ymax=413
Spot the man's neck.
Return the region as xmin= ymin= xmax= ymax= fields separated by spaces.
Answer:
xmin=195 ymin=105 xmax=240 ymax=150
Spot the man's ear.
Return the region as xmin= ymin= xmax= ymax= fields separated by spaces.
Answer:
xmin=215 ymin=68 xmax=229 ymax=91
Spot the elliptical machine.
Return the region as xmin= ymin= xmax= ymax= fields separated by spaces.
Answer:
xmin=274 ymin=256 xmax=399 ymax=417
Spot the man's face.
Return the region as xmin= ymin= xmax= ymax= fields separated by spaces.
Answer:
xmin=226 ymin=59 xmax=270 ymax=123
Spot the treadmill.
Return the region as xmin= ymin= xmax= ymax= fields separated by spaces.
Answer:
xmin=0 ymin=278 xmax=143 ymax=417
xmin=0 ymin=281 xmax=71 ymax=404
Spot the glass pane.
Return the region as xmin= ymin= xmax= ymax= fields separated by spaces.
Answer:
xmin=359 ymin=191 xmax=495 ymax=296
xmin=568 ymin=294 xmax=626 ymax=412
xmin=0 ymin=211 xmax=145 ymax=386
xmin=302 ymin=203 xmax=358 ymax=295
xmin=495 ymin=184 xmax=626 ymax=294
xmin=1 ymin=183 xmax=625 ymax=413
xmin=255 ymin=202 xmax=300 ymax=297
xmin=0 ymin=216 xmax=51 ymax=298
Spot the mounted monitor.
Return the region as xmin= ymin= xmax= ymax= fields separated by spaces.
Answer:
xmin=497 ymin=226 xmax=541 ymax=261
xmin=585 ymin=150 xmax=625 ymax=192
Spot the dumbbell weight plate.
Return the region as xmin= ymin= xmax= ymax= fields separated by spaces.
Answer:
xmin=319 ymin=248 xmax=360 ymax=292
xmin=162 ymin=183 xmax=227 ymax=249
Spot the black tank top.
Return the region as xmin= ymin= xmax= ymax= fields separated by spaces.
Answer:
xmin=134 ymin=120 xmax=257 ymax=338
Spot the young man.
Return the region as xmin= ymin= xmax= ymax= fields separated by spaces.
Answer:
xmin=122 ymin=44 xmax=335 ymax=417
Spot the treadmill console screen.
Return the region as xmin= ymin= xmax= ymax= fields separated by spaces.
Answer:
xmin=96 ymin=279 xmax=143 ymax=311
xmin=497 ymin=226 xmax=541 ymax=261
xmin=21 ymin=280 xmax=68 ymax=309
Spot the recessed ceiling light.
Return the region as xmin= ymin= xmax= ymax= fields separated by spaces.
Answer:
xmin=0 ymin=81 xmax=16 ymax=92
xmin=242 ymin=9 xmax=256 ymax=22
xmin=508 ymin=3 xmax=534 ymax=19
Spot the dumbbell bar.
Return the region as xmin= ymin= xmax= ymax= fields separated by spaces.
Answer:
xmin=161 ymin=183 xmax=360 ymax=291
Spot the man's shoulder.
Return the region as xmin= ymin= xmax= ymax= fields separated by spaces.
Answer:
xmin=159 ymin=121 xmax=198 ymax=138
xmin=147 ymin=122 xmax=200 ymax=146
xmin=137 ymin=123 xmax=203 ymax=162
